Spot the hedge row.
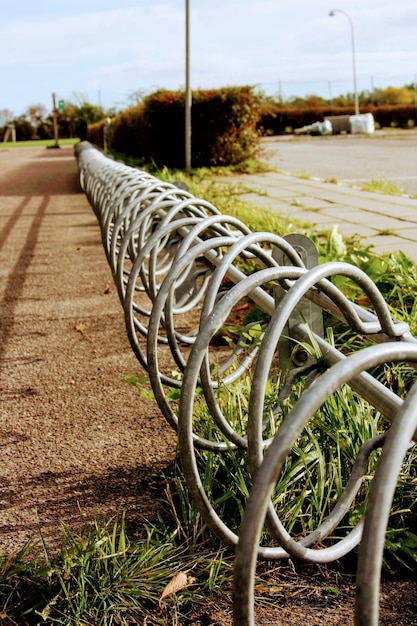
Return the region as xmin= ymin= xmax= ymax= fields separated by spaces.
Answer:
xmin=87 ymin=90 xmax=417 ymax=168
xmin=88 ymin=86 xmax=261 ymax=168
xmin=258 ymin=103 xmax=417 ymax=134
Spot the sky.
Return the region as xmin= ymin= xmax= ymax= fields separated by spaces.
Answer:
xmin=1 ymin=0 xmax=416 ymax=117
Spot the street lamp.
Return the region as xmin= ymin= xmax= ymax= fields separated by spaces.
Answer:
xmin=185 ymin=0 xmax=191 ymax=170
xmin=329 ymin=9 xmax=359 ymax=116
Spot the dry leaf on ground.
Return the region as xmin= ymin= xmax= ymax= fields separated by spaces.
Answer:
xmin=160 ymin=572 xmax=197 ymax=603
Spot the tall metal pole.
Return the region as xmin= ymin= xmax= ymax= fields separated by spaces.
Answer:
xmin=329 ymin=9 xmax=359 ymax=116
xmin=328 ymin=80 xmax=333 ymax=113
xmin=51 ymin=92 xmax=60 ymax=148
xmin=185 ymin=0 xmax=192 ymax=170
xmin=414 ymin=73 xmax=417 ymax=124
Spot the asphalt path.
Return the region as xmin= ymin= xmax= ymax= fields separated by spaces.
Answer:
xmin=262 ymin=129 xmax=417 ymax=196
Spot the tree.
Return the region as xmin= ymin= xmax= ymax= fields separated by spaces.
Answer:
xmin=126 ymin=88 xmax=149 ymax=106
xmin=13 ymin=115 xmax=34 ymax=140
xmin=25 ymin=104 xmax=48 ymax=126
xmin=304 ymin=94 xmax=327 ymax=108
xmin=24 ymin=104 xmax=48 ymax=138
xmin=378 ymin=86 xmax=414 ymax=105
xmin=50 ymin=95 xmax=104 ymax=139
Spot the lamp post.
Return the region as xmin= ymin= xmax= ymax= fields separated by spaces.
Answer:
xmin=51 ymin=92 xmax=60 ymax=148
xmin=185 ymin=0 xmax=191 ymax=170
xmin=329 ymin=9 xmax=359 ymax=116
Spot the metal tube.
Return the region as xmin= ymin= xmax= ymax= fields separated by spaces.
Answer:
xmin=185 ymin=0 xmax=192 ymax=169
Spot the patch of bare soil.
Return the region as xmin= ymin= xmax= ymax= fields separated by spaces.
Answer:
xmin=186 ymin=569 xmax=417 ymax=625
xmin=0 ymin=145 xmax=415 ymax=625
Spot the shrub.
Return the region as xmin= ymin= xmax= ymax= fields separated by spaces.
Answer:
xmin=142 ymin=89 xmax=185 ymax=167
xmin=110 ymin=103 xmax=146 ymax=157
xmin=257 ymin=102 xmax=417 ymax=135
xmin=189 ymin=86 xmax=260 ymax=167
xmin=104 ymin=87 xmax=261 ymax=168
xmin=371 ymin=104 xmax=417 ymax=129
xmin=86 ymin=119 xmax=106 ymax=147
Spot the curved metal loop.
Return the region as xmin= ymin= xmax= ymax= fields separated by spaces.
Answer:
xmin=75 ymin=141 xmax=417 ymax=626
xmin=233 ymin=343 xmax=417 ymax=626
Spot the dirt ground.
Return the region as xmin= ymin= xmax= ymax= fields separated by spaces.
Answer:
xmin=0 ymin=144 xmax=415 ymax=625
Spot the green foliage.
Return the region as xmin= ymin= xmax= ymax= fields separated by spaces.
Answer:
xmin=360 ymin=177 xmax=404 ymax=195
xmin=11 ymin=115 xmax=35 ymax=140
xmin=384 ymin=530 xmax=417 ymax=571
xmin=383 ymin=442 xmax=417 ymax=571
xmin=256 ymin=83 xmax=417 ymax=135
xmin=190 ymin=86 xmax=261 ymax=167
xmin=257 ymin=101 xmax=417 ymax=135
xmin=109 ymin=102 xmax=146 ymax=157
xmin=71 ymin=100 xmax=104 ymax=126
xmin=0 ymin=514 xmax=232 ymax=625
xmin=0 ymin=138 xmax=79 ymax=149
xmin=141 ymin=89 xmax=186 ymax=167
xmin=58 ymin=99 xmax=108 ymax=141
xmin=0 ymin=539 xmax=51 ymax=620
xmin=124 ymin=372 xmax=155 ymax=401
xmin=187 ymin=365 xmax=384 ymax=540
xmin=111 ymin=163 xmax=417 ymax=575
xmin=42 ymin=517 xmax=187 ymax=624
xmin=372 ymin=86 xmax=416 ymax=106
xmin=136 ymin=162 xmax=293 ymax=235
xmin=317 ymin=229 xmax=417 ymax=335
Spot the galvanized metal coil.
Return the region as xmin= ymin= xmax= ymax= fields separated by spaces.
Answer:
xmin=75 ymin=141 xmax=417 ymax=626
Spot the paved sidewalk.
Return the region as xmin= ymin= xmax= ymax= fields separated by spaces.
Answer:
xmin=225 ymin=171 xmax=417 ymax=261
xmin=0 ymin=145 xmax=174 ymax=552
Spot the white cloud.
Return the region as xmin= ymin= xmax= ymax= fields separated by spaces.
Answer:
xmin=1 ymin=0 xmax=416 ymax=114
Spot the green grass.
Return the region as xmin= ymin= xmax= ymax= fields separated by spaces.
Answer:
xmin=125 ymin=160 xmax=417 ymax=556
xmin=150 ymin=163 xmax=296 ymax=235
xmin=0 ymin=513 xmax=232 ymax=625
xmin=360 ymin=177 xmax=404 ymax=195
xmin=154 ymin=166 xmax=417 ymax=570
xmin=0 ymin=138 xmax=80 ymax=149
xmin=293 ymin=171 xmax=312 ymax=180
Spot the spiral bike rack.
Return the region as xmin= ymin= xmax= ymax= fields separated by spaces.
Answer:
xmin=75 ymin=141 xmax=417 ymax=626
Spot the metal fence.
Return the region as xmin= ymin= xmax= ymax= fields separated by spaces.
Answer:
xmin=75 ymin=141 xmax=417 ymax=626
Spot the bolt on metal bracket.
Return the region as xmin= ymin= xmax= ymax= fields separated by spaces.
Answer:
xmin=273 ymin=233 xmax=324 ymax=370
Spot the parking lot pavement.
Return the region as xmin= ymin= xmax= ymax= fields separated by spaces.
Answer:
xmin=262 ymin=129 xmax=417 ymax=196
xmin=220 ymin=132 xmax=417 ymax=261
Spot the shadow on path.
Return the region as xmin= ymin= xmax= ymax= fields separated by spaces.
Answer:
xmin=0 ymin=153 xmax=82 ymax=196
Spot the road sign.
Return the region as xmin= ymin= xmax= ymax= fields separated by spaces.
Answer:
xmin=58 ymin=99 xmax=65 ymax=112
